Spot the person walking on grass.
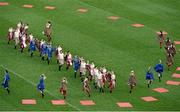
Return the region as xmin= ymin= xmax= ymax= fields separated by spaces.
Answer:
xmin=14 ymin=28 xmax=20 ymax=49
xmin=29 ymin=38 xmax=36 ymax=57
xmin=110 ymin=71 xmax=116 ymax=93
xmin=73 ymin=55 xmax=80 ymax=78
xmin=7 ymin=27 xmax=14 ymax=44
xmin=57 ymin=50 xmax=64 ymax=71
xmin=157 ymin=30 xmax=166 ymax=49
xmin=65 ymin=51 xmax=72 ymax=70
xmin=83 ymin=77 xmax=91 ymax=97
xmin=43 ymin=21 xmax=52 ymax=42
xmin=60 ymin=77 xmax=68 ymax=99
xmin=80 ymin=59 xmax=87 ymax=82
xmin=2 ymin=70 xmax=10 ymax=94
xmin=46 ymin=43 xmax=55 ymax=65
xmin=128 ymin=70 xmax=136 ymax=93
xmin=154 ymin=60 xmax=164 ymax=82
xmin=166 ymin=53 xmax=173 ymax=71
xmin=40 ymin=41 xmax=47 ymax=61
xmin=146 ymin=66 xmax=154 ymax=88
xmin=37 ymin=74 xmax=46 ymax=98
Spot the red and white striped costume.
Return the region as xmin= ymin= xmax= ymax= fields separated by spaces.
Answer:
xmin=66 ymin=53 xmax=72 ymax=66
xmin=97 ymin=70 xmax=103 ymax=88
xmin=102 ymin=67 xmax=107 ymax=85
xmin=90 ymin=63 xmax=95 ymax=76
xmin=60 ymin=78 xmax=67 ymax=96
xmin=111 ymin=72 xmax=116 ymax=88
xmin=80 ymin=60 xmax=86 ymax=75
xmin=8 ymin=27 xmax=14 ymax=40
xmin=21 ymin=34 xmax=27 ymax=48
xmin=83 ymin=78 xmax=90 ymax=91
xmin=14 ymin=28 xmax=20 ymax=46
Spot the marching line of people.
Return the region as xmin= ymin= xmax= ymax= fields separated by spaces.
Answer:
xmin=5 ymin=21 xmax=117 ymax=98
xmin=157 ymin=31 xmax=176 ymax=71
xmin=142 ymin=31 xmax=177 ymax=90
xmin=2 ymin=22 xmax=177 ymax=99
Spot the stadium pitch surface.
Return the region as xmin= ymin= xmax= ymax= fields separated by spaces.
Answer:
xmin=0 ymin=0 xmax=180 ymax=111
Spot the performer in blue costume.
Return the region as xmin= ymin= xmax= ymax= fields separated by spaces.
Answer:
xmin=154 ymin=60 xmax=164 ymax=82
xmin=2 ymin=70 xmax=10 ymax=94
xmin=73 ymin=55 xmax=80 ymax=78
xmin=146 ymin=66 xmax=154 ymax=88
xmin=46 ymin=43 xmax=55 ymax=65
xmin=37 ymin=74 xmax=46 ymax=98
xmin=29 ymin=38 xmax=36 ymax=57
xmin=41 ymin=42 xmax=47 ymax=61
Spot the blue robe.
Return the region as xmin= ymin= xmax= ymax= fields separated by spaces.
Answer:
xmin=146 ymin=72 xmax=154 ymax=80
xmin=47 ymin=46 xmax=55 ymax=60
xmin=2 ymin=73 xmax=10 ymax=88
xmin=41 ymin=44 xmax=47 ymax=56
xmin=73 ymin=57 xmax=80 ymax=71
xmin=30 ymin=40 xmax=36 ymax=52
xmin=154 ymin=64 xmax=164 ymax=73
xmin=37 ymin=78 xmax=45 ymax=91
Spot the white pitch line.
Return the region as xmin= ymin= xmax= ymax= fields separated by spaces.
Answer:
xmin=0 ymin=65 xmax=81 ymax=111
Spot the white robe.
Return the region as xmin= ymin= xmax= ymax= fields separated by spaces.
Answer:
xmin=90 ymin=63 xmax=95 ymax=76
xmin=97 ymin=72 xmax=103 ymax=87
xmin=58 ymin=52 xmax=64 ymax=65
xmin=80 ymin=61 xmax=86 ymax=75
xmin=22 ymin=35 xmax=27 ymax=48
xmin=14 ymin=30 xmax=20 ymax=45
xmin=111 ymin=74 xmax=116 ymax=87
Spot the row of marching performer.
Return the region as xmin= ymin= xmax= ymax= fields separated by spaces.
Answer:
xmin=7 ymin=21 xmax=52 ymax=52
xmin=156 ymin=31 xmax=176 ymax=70
xmin=6 ymin=21 xmax=116 ymax=98
xmin=7 ymin=21 xmax=55 ymax=64
xmin=7 ymin=21 xmax=29 ymax=53
xmin=128 ymin=59 xmax=164 ymax=94
xmin=55 ymin=45 xmax=117 ymax=96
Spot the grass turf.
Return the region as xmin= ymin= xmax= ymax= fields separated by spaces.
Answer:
xmin=0 ymin=0 xmax=180 ymax=111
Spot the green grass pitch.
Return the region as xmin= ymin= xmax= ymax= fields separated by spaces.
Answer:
xmin=0 ymin=0 xmax=180 ymax=111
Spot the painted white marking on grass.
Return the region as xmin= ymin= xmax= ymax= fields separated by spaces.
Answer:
xmin=0 ymin=65 xmax=80 ymax=111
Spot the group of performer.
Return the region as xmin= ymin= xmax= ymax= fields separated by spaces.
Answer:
xmin=143 ymin=31 xmax=177 ymax=90
xmin=1 ymin=22 xmax=177 ymax=99
xmin=7 ymin=21 xmax=29 ymax=53
xmin=145 ymin=60 xmax=164 ymax=89
xmin=5 ymin=21 xmax=117 ymax=98
xmin=156 ymin=31 xmax=176 ymax=70
xmin=127 ymin=59 xmax=164 ymax=93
